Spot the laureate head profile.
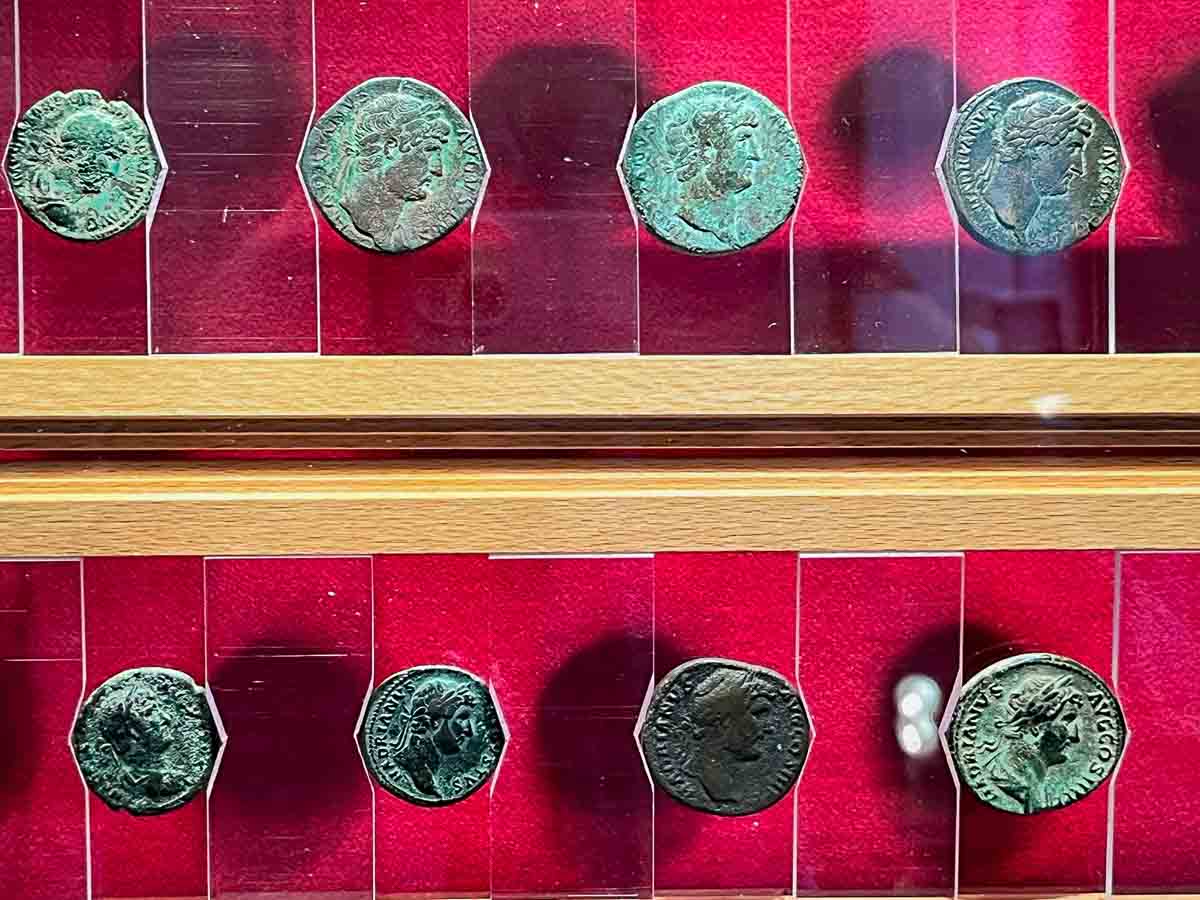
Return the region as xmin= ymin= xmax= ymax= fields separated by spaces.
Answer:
xmin=393 ymin=676 xmax=480 ymax=800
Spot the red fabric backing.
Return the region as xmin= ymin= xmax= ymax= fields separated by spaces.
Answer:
xmin=1113 ymin=2 xmax=1200 ymax=351
xmin=636 ymin=0 xmax=792 ymax=355
xmin=652 ymin=552 xmax=798 ymax=892
xmin=19 ymin=0 xmax=148 ymax=355
xmin=205 ymin=556 xmax=372 ymax=898
xmin=960 ymin=550 xmax=1115 ymax=892
xmin=315 ymin=0 xmax=472 ymax=356
xmin=956 ymin=0 xmax=1110 ymax=353
xmin=796 ymin=555 xmax=959 ymax=892
xmin=0 ymin=2 xmax=15 ymax=353
xmin=469 ymin=0 xmax=638 ymax=353
xmin=147 ymin=2 xmax=316 ymax=353
xmin=0 ymin=560 xmax=85 ymax=900
xmin=1112 ymin=552 xmax=1200 ymax=890
xmin=83 ymin=556 xmax=207 ymax=899
xmin=486 ymin=555 xmax=652 ymax=895
xmin=372 ymin=554 xmax=492 ymax=897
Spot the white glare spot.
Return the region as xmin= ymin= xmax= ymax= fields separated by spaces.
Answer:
xmin=900 ymin=723 xmax=923 ymax=755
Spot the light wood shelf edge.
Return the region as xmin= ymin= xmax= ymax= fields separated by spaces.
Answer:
xmin=2 ymin=456 xmax=1198 ymax=556
xmin=3 ymin=353 xmax=1200 ymax=419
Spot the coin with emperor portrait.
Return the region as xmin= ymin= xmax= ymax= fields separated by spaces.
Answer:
xmin=622 ymin=81 xmax=806 ymax=255
xmin=638 ymin=657 xmax=811 ymax=816
xmin=948 ymin=653 xmax=1126 ymax=815
xmin=300 ymin=77 xmax=485 ymax=253
xmin=359 ymin=665 xmax=505 ymax=806
xmin=941 ymin=78 xmax=1125 ymax=255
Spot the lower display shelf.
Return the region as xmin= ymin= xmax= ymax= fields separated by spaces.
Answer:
xmin=1 ymin=456 xmax=1199 ymax=898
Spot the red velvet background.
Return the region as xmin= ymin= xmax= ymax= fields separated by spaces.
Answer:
xmin=797 ymin=554 xmax=959 ymax=892
xmin=83 ymin=556 xmax=207 ymax=899
xmin=372 ymin=554 xmax=492 ymax=897
xmin=960 ymin=550 xmax=1116 ymax=892
xmin=486 ymin=555 xmax=653 ymax=895
xmin=205 ymin=556 xmax=372 ymax=898
xmin=147 ymin=1 xmax=316 ymax=353
xmin=0 ymin=2 xmax=16 ymax=354
xmin=315 ymin=0 xmax=472 ymax=356
xmin=0 ymin=560 xmax=85 ymax=900
xmin=1112 ymin=552 xmax=1200 ymax=891
xmin=653 ymin=552 xmax=798 ymax=892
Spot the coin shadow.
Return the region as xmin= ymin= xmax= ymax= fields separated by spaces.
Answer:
xmin=471 ymin=42 xmax=640 ymax=352
xmin=207 ymin=636 xmax=372 ymax=880
xmin=535 ymin=630 xmax=665 ymax=881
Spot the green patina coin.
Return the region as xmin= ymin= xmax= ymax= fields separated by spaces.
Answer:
xmin=638 ymin=658 xmax=811 ymax=816
xmin=948 ymin=653 xmax=1126 ymax=815
xmin=359 ymin=665 xmax=505 ymax=806
xmin=72 ymin=667 xmax=219 ymax=816
xmin=300 ymin=77 xmax=485 ymax=253
xmin=622 ymin=81 xmax=805 ymax=255
xmin=941 ymin=78 xmax=1125 ymax=255
xmin=5 ymin=89 xmax=160 ymax=241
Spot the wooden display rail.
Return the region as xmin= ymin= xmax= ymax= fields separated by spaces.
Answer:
xmin=2 ymin=354 xmax=1200 ymax=449
xmin=2 ymin=454 xmax=1198 ymax=556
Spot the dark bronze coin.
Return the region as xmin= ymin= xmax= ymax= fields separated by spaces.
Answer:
xmin=359 ymin=665 xmax=505 ymax=806
xmin=72 ymin=667 xmax=219 ymax=815
xmin=948 ymin=652 xmax=1126 ymax=815
xmin=638 ymin=657 xmax=811 ymax=816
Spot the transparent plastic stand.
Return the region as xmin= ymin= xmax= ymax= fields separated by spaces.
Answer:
xmin=313 ymin=0 xmax=473 ymax=355
xmin=1113 ymin=5 xmax=1200 ymax=350
xmin=958 ymin=551 xmax=1117 ymax=892
xmin=82 ymin=557 xmax=207 ymax=899
xmin=635 ymin=0 xmax=793 ymax=354
xmin=469 ymin=0 xmax=638 ymax=353
xmin=146 ymin=1 xmax=317 ymax=353
xmin=1112 ymin=552 xmax=1198 ymax=891
xmin=791 ymin=2 xmax=956 ymax=352
xmin=0 ymin=560 xmax=85 ymax=899
xmin=205 ymin=556 xmax=372 ymax=898
xmin=487 ymin=555 xmax=653 ymax=896
xmin=0 ymin=4 xmax=16 ymax=353
xmin=796 ymin=554 xmax=960 ymax=893
xmin=651 ymin=552 xmax=798 ymax=894
xmin=17 ymin=1 xmax=149 ymax=354
xmin=951 ymin=0 xmax=1113 ymax=353
xmin=372 ymin=555 xmax=493 ymax=897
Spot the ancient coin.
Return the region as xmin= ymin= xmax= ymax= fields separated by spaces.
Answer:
xmin=948 ymin=653 xmax=1126 ymax=815
xmin=72 ymin=667 xmax=219 ymax=816
xmin=300 ymin=77 xmax=485 ymax=253
xmin=941 ymin=78 xmax=1125 ymax=255
xmin=359 ymin=666 xmax=505 ymax=806
xmin=622 ymin=81 xmax=805 ymax=255
xmin=5 ymin=89 xmax=160 ymax=241
xmin=638 ymin=657 xmax=811 ymax=816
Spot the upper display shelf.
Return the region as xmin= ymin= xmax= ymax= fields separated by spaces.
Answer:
xmin=0 ymin=0 xmax=1193 ymax=358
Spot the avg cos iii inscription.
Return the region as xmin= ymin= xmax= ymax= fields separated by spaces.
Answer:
xmin=301 ymin=77 xmax=485 ymax=253
xmin=942 ymin=78 xmax=1124 ymax=255
xmin=359 ymin=666 xmax=505 ymax=806
xmin=639 ymin=658 xmax=811 ymax=816
xmin=949 ymin=653 xmax=1126 ymax=815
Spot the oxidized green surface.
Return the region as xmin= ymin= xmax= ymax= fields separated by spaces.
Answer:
xmin=5 ymin=89 xmax=160 ymax=241
xmin=638 ymin=658 xmax=811 ymax=816
xmin=300 ymin=77 xmax=485 ymax=253
xmin=622 ymin=81 xmax=805 ymax=255
xmin=72 ymin=667 xmax=219 ymax=816
xmin=359 ymin=666 xmax=505 ymax=806
xmin=948 ymin=653 xmax=1126 ymax=815
xmin=941 ymin=78 xmax=1125 ymax=255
